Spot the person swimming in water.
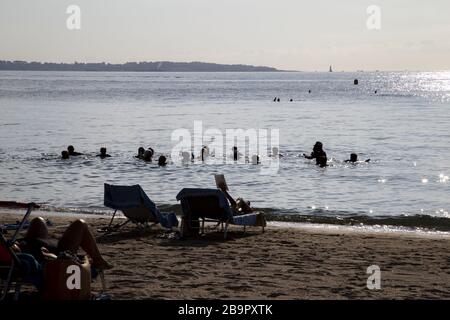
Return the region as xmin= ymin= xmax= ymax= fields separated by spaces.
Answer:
xmin=61 ymin=150 xmax=69 ymax=159
xmin=158 ymin=155 xmax=167 ymax=166
xmin=232 ymin=146 xmax=239 ymax=161
xmin=135 ymin=147 xmax=145 ymax=159
xmin=143 ymin=149 xmax=153 ymax=162
xmin=303 ymin=141 xmax=328 ymax=166
xmin=344 ymin=153 xmax=370 ymax=163
xmin=201 ymin=145 xmax=209 ymax=162
xmin=251 ymin=155 xmax=260 ymax=165
xmin=271 ymin=147 xmax=283 ymax=158
xmin=97 ymin=147 xmax=111 ymax=159
xmin=67 ymin=145 xmax=83 ymax=156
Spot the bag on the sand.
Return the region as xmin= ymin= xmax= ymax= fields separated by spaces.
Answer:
xmin=41 ymin=252 xmax=91 ymax=300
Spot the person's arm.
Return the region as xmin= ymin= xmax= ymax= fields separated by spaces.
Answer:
xmin=223 ymin=190 xmax=237 ymax=207
xmin=303 ymin=152 xmax=314 ymax=159
xmin=11 ymin=242 xmax=21 ymax=253
xmin=41 ymin=247 xmax=57 ymax=260
xmin=218 ymin=186 xmax=237 ymax=207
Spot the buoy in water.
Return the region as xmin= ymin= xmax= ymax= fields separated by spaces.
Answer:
xmin=354 ymin=79 xmax=359 ymax=85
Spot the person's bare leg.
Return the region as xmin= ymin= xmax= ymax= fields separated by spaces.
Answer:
xmin=25 ymin=217 xmax=49 ymax=239
xmin=57 ymin=219 xmax=112 ymax=270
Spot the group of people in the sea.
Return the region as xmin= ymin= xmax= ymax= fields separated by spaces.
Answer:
xmin=61 ymin=145 xmax=111 ymax=160
xmin=302 ymin=141 xmax=370 ymax=168
xmin=273 ymin=90 xmax=312 ymax=102
xmin=135 ymin=146 xmax=168 ymax=166
xmin=60 ymin=143 xmax=369 ymax=168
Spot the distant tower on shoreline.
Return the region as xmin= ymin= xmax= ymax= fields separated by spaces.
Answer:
xmin=329 ymin=65 xmax=333 ymax=72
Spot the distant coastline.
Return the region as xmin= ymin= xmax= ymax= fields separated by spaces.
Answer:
xmin=0 ymin=60 xmax=281 ymax=72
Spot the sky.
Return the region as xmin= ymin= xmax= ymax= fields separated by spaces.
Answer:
xmin=1 ymin=0 xmax=449 ymax=71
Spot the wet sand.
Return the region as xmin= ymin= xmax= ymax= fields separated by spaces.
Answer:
xmin=2 ymin=212 xmax=450 ymax=299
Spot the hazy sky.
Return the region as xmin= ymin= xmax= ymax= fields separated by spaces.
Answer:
xmin=1 ymin=0 xmax=449 ymax=71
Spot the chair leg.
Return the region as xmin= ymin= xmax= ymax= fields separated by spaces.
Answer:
xmin=113 ymin=219 xmax=130 ymax=230
xmin=99 ymin=271 xmax=106 ymax=292
xmin=201 ymin=219 xmax=205 ymax=235
xmin=107 ymin=210 xmax=117 ymax=228
xmin=13 ymin=282 xmax=21 ymax=301
xmin=0 ymin=280 xmax=8 ymax=301
xmin=224 ymin=222 xmax=229 ymax=240
xmin=180 ymin=218 xmax=185 ymax=237
xmin=243 ymin=225 xmax=246 ymax=234
xmin=0 ymin=261 xmax=15 ymax=301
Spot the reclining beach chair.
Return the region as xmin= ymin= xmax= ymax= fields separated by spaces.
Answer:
xmin=0 ymin=202 xmax=40 ymax=300
xmin=176 ymin=188 xmax=266 ymax=239
xmin=102 ymin=183 xmax=178 ymax=233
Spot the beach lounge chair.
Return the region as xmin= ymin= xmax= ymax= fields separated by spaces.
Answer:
xmin=102 ymin=183 xmax=178 ymax=233
xmin=0 ymin=202 xmax=40 ymax=300
xmin=176 ymin=188 xmax=266 ymax=239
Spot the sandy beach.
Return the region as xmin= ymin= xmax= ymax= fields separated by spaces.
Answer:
xmin=2 ymin=212 xmax=450 ymax=300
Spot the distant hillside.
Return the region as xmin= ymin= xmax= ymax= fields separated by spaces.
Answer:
xmin=0 ymin=60 xmax=280 ymax=72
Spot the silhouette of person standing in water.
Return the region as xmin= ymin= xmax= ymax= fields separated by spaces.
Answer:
xmin=232 ymin=146 xmax=239 ymax=161
xmin=303 ymin=141 xmax=328 ymax=166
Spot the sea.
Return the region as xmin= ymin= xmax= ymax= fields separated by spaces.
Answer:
xmin=1 ymin=70 xmax=449 ymax=233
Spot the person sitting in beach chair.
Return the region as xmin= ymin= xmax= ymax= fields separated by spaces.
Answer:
xmin=1 ymin=202 xmax=111 ymax=300
xmin=176 ymin=175 xmax=266 ymax=239
xmin=14 ymin=217 xmax=112 ymax=271
xmin=217 ymin=187 xmax=252 ymax=214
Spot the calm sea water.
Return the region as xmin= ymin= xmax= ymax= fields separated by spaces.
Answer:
xmin=1 ymin=71 xmax=450 ymax=231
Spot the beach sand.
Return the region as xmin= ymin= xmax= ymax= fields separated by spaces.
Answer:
xmin=2 ymin=212 xmax=450 ymax=300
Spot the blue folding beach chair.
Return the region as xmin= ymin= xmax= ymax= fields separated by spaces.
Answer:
xmin=102 ymin=183 xmax=178 ymax=233
xmin=0 ymin=202 xmax=41 ymax=301
xmin=176 ymin=188 xmax=266 ymax=239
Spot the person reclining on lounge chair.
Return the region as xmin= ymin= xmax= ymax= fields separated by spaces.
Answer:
xmin=216 ymin=184 xmax=253 ymax=214
xmin=12 ymin=217 xmax=112 ymax=271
